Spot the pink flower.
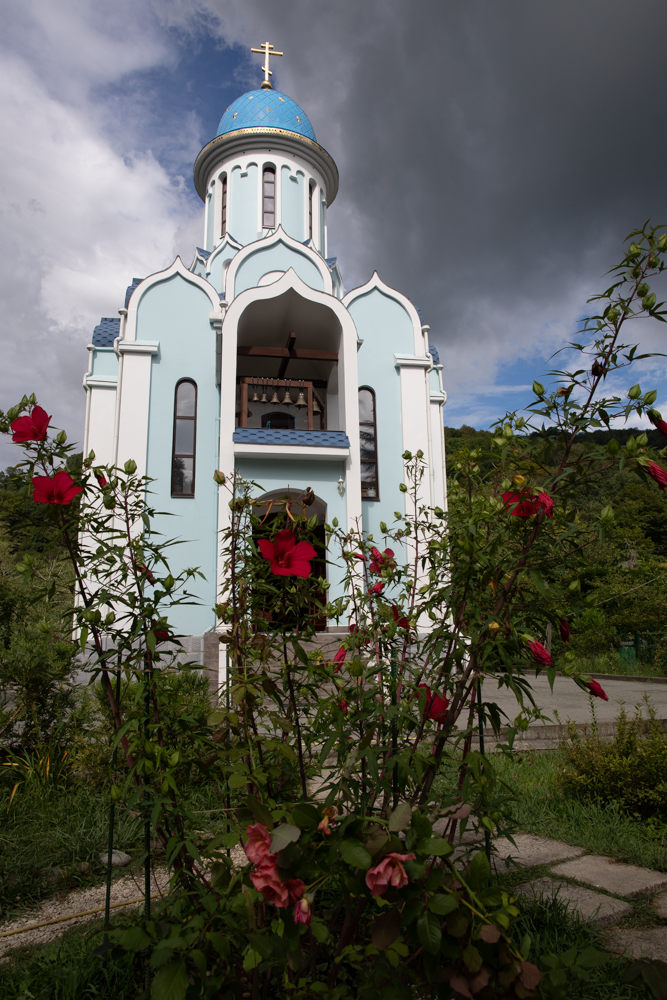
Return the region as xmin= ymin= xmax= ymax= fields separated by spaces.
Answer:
xmin=32 ymin=471 xmax=83 ymax=506
xmin=365 ymin=853 xmax=415 ymax=897
xmin=294 ymin=898 xmax=311 ymax=925
xmin=647 ymin=461 xmax=667 ymax=491
xmin=392 ymin=605 xmax=410 ymax=629
xmin=502 ymin=490 xmax=538 ymax=519
xmin=559 ymin=619 xmax=570 ymax=643
xmin=369 ymin=582 xmax=384 ymax=595
xmin=338 ymin=698 xmax=348 ymax=712
xmin=317 ymin=807 xmax=336 ymax=835
xmin=244 ymin=823 xmax=273 ymax=867
xmin=528 ymin=640 xmax=552 ymax=667
xmin=11 ymin=405 xmax=51 ymax=443
xmin=258 ymin=529 xmax=317 ymax=577
xmin=369 ymin=547 xmax=395 ymax=574
xmin=250 ymin=866 xmax=305 ymax=908
xmin=586 ymin=679 xmax=609 ymax=701
xmin=418 ymin=683 xmax=449 ymax=723
xmin=537 ymin=492 xmax=554 ymax=518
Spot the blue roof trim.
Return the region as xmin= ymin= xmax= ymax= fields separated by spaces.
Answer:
xmin=92 ymin=317 xmax=120 ymax=348
xmin=233 ymin=428 xmax=350 ymax=448
xmin=325 ymin=256 xmax=337 ymax=268
xmin=429 ymin=344 xmax=440 ymax=366
xmin=196 ymin=247 xmax=211 ymax=260
xmin=219 ymin=292 xmax=226 ymax=301
xmin=217 ymin=90 xmax=316 ymax=141
xmin=124 ymin=278 xmax=143 ymax=308
xmin=416 ymin=306 xmax=423 ymax=322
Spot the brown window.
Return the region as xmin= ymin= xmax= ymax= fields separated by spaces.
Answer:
xmin=171 ymin=379 xmax=197 ymax=497
xmin=262 ymin=166 xmax=275 ymax=228
xmin=221 ymin=175 xmax=227 ymax=236
xmin=359 ymin=387 xmax=379 ymax=499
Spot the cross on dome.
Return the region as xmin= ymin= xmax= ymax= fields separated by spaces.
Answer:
xmin=251 ymin=41 xmax=283 ymax=90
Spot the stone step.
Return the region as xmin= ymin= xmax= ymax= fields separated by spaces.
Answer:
xmin=516 ymin=877 xmax=633 ymax=927
xmin=550 ymin=855 xmax=667 ymax=898
xmin=492 ymin=834 xmax=585 ymax=871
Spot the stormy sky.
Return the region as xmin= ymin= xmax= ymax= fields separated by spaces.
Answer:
xmin=2 ymin=0 xmax=667 ymax=466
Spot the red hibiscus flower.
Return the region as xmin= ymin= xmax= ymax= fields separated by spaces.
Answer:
xmin=137 ymin=563 xmax=156 ymax=584
xmin=418 ymin=683 xmax=450 ymax=723
xmin=95 ymin=473 xmax=108 ymax=487
xmin=647 ymin=462 xmax=667 ymax=491
xmin=153 ymin=624 xmax=172 ymax=642
xmin=258 ymin=529 xmax=316 ymax=577
xmin=502 ymin=490 xmax=538 ymax=519
xmin=11 ymin=405 xmax=51 ymax=443
xmin=392 ymin=605 xmax=410 ymax=629
xmin=369 ymin=582 xmax=384 ymax=595
xmin=648 ymin=411 xmax=667 ymax=439
xmin=338 ymin=698 xmax=348 ymax=712
xmin=528 ymin=639 xmax=552 ymax=667
xmin=32 ymin=470 xmax=83 ymax=505
xmin=294 ymin=898 xmax=311 ymax=925
xmin=559 ymin=619 xmax=570 ymax=642
xmin=369 ymin=547 xmax=395 ymax=573
xmin=586 ymin=679 xmax=609 ymax=701
xmin=365 ymin=853 xmax=415 ymax=897
xmin=332 ymin=645 xmax=347 ymax=673
xmin=537 ymin=492 xmax=554 ymax=518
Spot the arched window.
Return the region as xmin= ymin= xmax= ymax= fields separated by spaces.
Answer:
xmin=262 ymin=166 xmax=275 ymax=228
xmin=220 ymin=175 xmax=227 ymax=237
xmin=308 ymin=182 xmax=315 ymax=240
xmin=171 ymin=380 xmax=197 ymax=497
xmin=359 ymin=387 xmax=378 ymax=499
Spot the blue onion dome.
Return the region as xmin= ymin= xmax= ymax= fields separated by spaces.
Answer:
xmin=217 ymin=90 xmax=316 ymax=141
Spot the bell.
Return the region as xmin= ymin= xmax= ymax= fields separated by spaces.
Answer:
xmin=284 ymin=381 xmax=293 ymax=406
xmin=312 ymin=393 xmax=321 ymax=415
xmin=250 ymin=384 xmax=260 ymax=403
xmin=260 ymin=380 xmax=268 ymax=404
xmin=295 ymin=381 xmax=307 ymax=408
xmin=269 ymin=381 xmax=281 ymax=405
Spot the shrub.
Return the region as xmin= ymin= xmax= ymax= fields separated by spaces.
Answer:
xmin=557 ymin=699 xmax=667 ymax=819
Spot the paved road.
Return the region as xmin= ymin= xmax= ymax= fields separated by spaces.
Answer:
xmin=481 ymin=673 xmax=667 ymax=727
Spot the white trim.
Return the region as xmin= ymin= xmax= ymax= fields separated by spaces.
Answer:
xmin=234 ymin=443 xmax=349 ymax=461
xmin=225 ymin=225 xmax=333 ymax=299
xmin=123 ymin=257 xmax=221 ymax=342
xmin=84 ymin=377 xmax=118 ymax=388
xmin=343 ymin=272 xmax=425 ymax=356
xmin=117 ymin=342 xmax=159 ymax=355
xmin=394 ymin=354 xmax=431 ymax=369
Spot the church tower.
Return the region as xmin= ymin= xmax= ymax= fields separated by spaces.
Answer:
xmin=82 ymin=45 xmax=447 ymax=664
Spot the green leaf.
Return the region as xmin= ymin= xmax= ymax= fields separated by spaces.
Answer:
xmin=387 ymin=802 xmax=412 ymax=832
xmin=246 ymin=795 xmax=274 ymax=830
xmin=291 ymin=640 xmax=309 ymax=665
xmin=428 ymin=894 xmax=459 ymax=917
xmin=270 ymin=824 xmax=301 ymax=853
xmin=417 ymin=912 xmax=442 ymax=955
xmin=291 ymin=803 xmax=321 ymax=830
xmin=151 ymin=959 xmax=189 ymax=1000
xmin=242 ymin=948 xmax=263 ymax=972
xmin=118 ymin=926 xmax=152 ymax=952
xmin=339 ymin=838 xmax=372 ymax=870
xmin=228 ymin=772 xmax=247 ymax=789
xmin=372 ymin=909 xmax=401 ymax=949
xmin=467 ymin=851 xmax=490 ymax=892
xmin=416 ymin=837 xmax=453 ymax=858
xmin=311 ymin=918 xmax=330 ymax=944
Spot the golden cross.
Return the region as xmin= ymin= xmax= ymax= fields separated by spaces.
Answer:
xmin=251 ymin=41 xmax=283 ymax=90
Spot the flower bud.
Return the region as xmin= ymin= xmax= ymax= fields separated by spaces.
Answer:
xmin=124 ymin=459 xmax=137 ymax=475
xmin=213 ymin=470 xmax=226 ymax=485
xmin=511 ymin=475 xmax=526 ymax=486
xmin=488 ymin=622 xmax=501 ymax=633
xmin=56 ymin=430 xmax=67 ymax=444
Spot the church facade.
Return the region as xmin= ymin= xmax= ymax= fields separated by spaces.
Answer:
xmin=82 ymin=75 xmax=448 ymax=647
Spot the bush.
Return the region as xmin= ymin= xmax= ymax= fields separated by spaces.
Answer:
xmin=557 ymin=699 xmax=667 ymax=819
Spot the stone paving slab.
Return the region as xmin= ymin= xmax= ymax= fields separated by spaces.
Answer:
xmin=605 ymin=927 xmax=667 ymax=962
xmin=551 ymin=855 xmax=667 ymax=898
xmin=493 ymin=834 xmax=585 ymax=871
xmin=653 ymin=891 xmax=667 ymax=919
xmin=516 ymin=877 xmax=633 ymax=927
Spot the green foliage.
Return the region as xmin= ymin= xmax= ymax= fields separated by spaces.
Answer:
xmin=557 ymin=700 xmax=667 ymax=820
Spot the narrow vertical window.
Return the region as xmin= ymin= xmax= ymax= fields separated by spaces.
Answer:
xmin=308 ymin=182 xmax=314 ymax=240
xmin=172 ymin=380 xmax=197 ymax=497
xmin=359 ymin=387 xmax=379 ymax=499
xmin=221 ymin=175 xmax=227 ymax=237
xmin=262 ymin=166 xmax=275 ymax=228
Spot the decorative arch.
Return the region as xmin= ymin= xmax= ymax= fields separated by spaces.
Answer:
xmin=123 ymin=257 xmax=221 ymax=342
xmin=227 ymin=226 xmax=333 ymax=298
xmin=343 ymin=271 xmax=424 ymax=356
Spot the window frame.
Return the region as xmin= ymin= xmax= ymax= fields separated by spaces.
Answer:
xmin=262 ymin=165 xmax=276 ymax=229
xmin=220 ymin=174 xmax=227 ymax=237
xmin=358 ymin=386 xmax=379 ymax=501
xmin=171 ymin=378 xmax=197 ymax=498
xmin=308 ymin=181 xmax=315 ymax=240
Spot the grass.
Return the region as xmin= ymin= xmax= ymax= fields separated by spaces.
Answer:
xmin=492 ymin=750 xmax=667 ymax=872
xmin=560 ymin=650 xmax=667 ymax=678
xmin=0 ymin=782 xmax=226 ymax=922
xmin=0 ymin=919 xmax=135 ymax=999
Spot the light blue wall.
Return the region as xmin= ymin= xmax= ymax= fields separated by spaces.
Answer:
xmin=138 ymin=273 xmax=219 ymax=635
xmin=206 ymin=192 xmax=215 ymax=252
xmin=206 ymin=241 xmax=239 ymax=294
xmin=234 ymin=243 xmax=324 ymax=296
xmin=281 ymin=166 xmax=305 ymax=241
xmin=348 ymin=289 xmax=415 ymax=539
xmin=429 ymin=368 xmax=443 ymax=395
xmin=231 ymin=164 xmax=258 ymax=246
xmin=90 ymin=348 xmax=118 ymax=379
xmin=235 ymin=457 xmax=348 ymax=603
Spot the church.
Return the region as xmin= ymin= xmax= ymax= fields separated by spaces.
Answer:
xmin=81 ymin=44 xmax=448 ymax=659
